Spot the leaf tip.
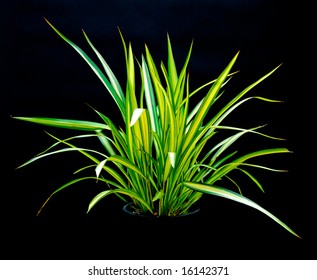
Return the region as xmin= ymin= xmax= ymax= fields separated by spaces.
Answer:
xmin=43 ymin=17 xmax=52 ymax=26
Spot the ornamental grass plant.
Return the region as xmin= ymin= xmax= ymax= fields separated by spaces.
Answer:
xmin=13 ymin=18 xmax=300 ymax=238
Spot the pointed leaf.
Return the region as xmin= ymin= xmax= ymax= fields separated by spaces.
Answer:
xmin=183 ymin=181 xmax=300 ymax=238
xmin=142 ymin=56 xmax=160 ymax=134
xmin=37 ymin=176 xmax=109 ymax=215
xmin=167 ymin=34 xmax=178 ymax=92
xmin=13 ymin=116 xmax=109 ymax=131
xmin=17 ymin=147 xmax=107 ymax=169
xmin=87 ymin=188 xmax=153 ymax=213
xmin=183 ymin=52 xmax=240 ymax=150
xmin=96 ymin=131 xmax=116 ymax=156
xmin=107 ymin=155 xmax=146 ymax=179
xmin=44 ymin=18 xmax=126 ymax=117
xmin=152 ymin=190 xmax=164 ymax=202
xmin=83 ymin=30 xmax=125 ymax=102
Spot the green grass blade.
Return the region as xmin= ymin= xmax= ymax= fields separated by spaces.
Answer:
xmin=35 ymin=133 xmax=98 ymax=156
xmin=207 ymin=148 xmax=290 ymax=185
xmin=238 ymin=163 xmax=289 ymax=172
xmin=167 ymin=34 xmax=178 ymax=92
xmin=183 ymin=52 xmax=239 ymax=150
xmin=182 ymin=181 xmax=301 ymax=238
xmin=145 ymin=45 xmax=165 ymax=123
xmin=96 ymin=131 xmax=116 ymax=156
xmin=44 ymin=18 xmax=126 ymax=117
xmin=92 ymin=109 xmax=129 ymax=157
xmin=37 ymin=176 xmax=110 ymax=215
xmin=87 ymin=189 xmax=153 ymax=213
xmin=209 ymin=66 xmax=282 ymax=128
xmin=236 ymin=167 xmax=265 ymax=192
xmin=174 ymin=39 xmax=193 ymax=106
xmin=40 ymin=132 xmax=110 ymax=171
xmin=82 ymin=30 xmax=125 ymax=102
xmin=106 ymin=155 xmax=146 ymax=179
xmin=13 ymin=116 xmax=110 ymax=131
xmin=16 ymin=147 xmax=107 ymax=169
xmin=142 ymin=56 xmax=160 ymax=135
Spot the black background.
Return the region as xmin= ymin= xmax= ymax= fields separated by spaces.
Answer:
xmin=2 ymin=0 xmax=314 ymax=260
